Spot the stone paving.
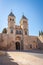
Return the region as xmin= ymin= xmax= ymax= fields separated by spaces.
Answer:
xmin=7 ymin=52 xmax=43 ymax=65
xmin=0 ymin=51 xmax=43 ymax=65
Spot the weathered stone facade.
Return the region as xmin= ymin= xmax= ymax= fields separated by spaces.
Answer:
xmin=0 ymin=12 xmax=43 ymax=50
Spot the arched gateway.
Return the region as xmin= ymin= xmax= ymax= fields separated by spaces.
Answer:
xmin=15 ymin=42 xmax=20 ymax=50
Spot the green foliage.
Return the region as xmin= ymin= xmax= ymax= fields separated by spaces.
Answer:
xmin=39 ymin=30 xmax=43 ymax=36
xmin=2 ymin=28 xmax=7 ymax=33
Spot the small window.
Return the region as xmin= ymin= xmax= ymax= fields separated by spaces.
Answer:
xmin=16 ymin=30 xmax=18 ymax=34
xmin=25 ymin=31 xmax=27 ymax=35
xmin=10 ymin=28 xmax=13 ymax=33
xmin=12 ymin=19 xmax=14 ymax=21
xmin=10 ymin=18 xmax=12 ymax=21
xmin=19 ymin=31 xmax=22 ymax=34
xmin=30 ymin=44 xmax=32 ymax=48
xmin=10 ymin=19 xmax=14 ymax=21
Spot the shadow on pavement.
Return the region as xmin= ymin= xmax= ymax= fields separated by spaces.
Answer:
xmin=0 ymin=52 xmax=19 ymax=65
xmin=4 ymin=49 xmax=43 ymax=54
xmin=22 ymin=49 xmax=43 ymax=54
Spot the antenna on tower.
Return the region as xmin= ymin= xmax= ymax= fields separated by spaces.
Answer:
xmin=22 ymin=12 xmax=24 ymax=15
xmin=11 ymin=9 xmax=13 ymax=12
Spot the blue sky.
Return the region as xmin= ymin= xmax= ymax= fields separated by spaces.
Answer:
xmin=0 ymin=0 xmax=43 ymax=36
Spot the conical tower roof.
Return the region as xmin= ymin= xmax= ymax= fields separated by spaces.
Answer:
xmin=22 ymin=15 xmax=28 ymax=20
xmin=8 ymin=12 xmax=15 ymax=17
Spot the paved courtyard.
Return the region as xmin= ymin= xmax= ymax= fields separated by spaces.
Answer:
xmin=0 ymin=51 xmax=43 ymax=65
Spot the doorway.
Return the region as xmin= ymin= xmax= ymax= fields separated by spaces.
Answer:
xmin=16 ymin=42 xmax=20 ymax=50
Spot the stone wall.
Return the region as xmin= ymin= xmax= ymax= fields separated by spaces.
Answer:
xmin=0 ymin=33 xmax=43 ymax=50
xmin=0 ymin=33 xmax=16 ymax=50
xmin=23 ymin=35 xmax=38 ymax=50
xmin=0 ymin=33 xmax=8 ymax=50
xmin=28 ymin=36 xmax=38 ymax=49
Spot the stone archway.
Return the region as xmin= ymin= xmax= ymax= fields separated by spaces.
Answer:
xmin=15 ymin=42 xmax=20 ymax=50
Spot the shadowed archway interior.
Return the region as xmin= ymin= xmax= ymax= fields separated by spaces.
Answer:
xmin=16 ymin=42 xmax=20 ymax=50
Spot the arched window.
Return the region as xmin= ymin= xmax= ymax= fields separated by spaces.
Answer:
xmin=10 ymin=18 xmax=14 ymax=21
xmin=16 ymin=30 xmax=22 ymax=34
xmin=10 ymin=18 xmax=12 ymax=21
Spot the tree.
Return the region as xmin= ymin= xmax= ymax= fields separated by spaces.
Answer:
xmin=39 ymin=30 xmax=43 ymax=36
xmin=39 ymin=31 xmax=41 ymax=36
xmin=2 ymin=28 xmax=7 ymax=33
xmin=41 ymin=30 xmax=42 ymax=35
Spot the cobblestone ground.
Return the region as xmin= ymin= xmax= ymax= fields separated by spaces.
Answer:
xmin=0 ymin=51 xmax=43 ymax=65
